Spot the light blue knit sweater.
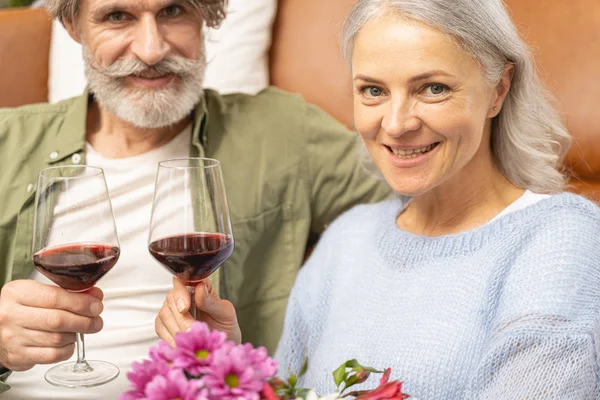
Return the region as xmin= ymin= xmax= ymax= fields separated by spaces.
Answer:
xmin=275 ymin=193 xmax=600 ymax=399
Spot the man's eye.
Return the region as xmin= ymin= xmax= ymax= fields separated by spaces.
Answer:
xmin=425 ymin=84 xmax=447 ymax=95
xmin=163 ymin=5 xmax=182 ymax=17
xmin=364 ymin=86 xmax=383 ymax=97
xmin=106 ymin=12 xmax=127 ymax=22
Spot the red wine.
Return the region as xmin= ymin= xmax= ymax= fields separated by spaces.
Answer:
xmin=148 ymin=233 xmax=233 ymax=285
xmin=33 ymin=243 xmax=120 ymax=292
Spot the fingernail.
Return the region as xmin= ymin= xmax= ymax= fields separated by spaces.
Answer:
xmin=185 ymin=326 xmax=192 ymax=333
xmin=176 ymin=298 xmax=185 ymax=313
xmin=90 ymin=302 xmax=102 ymax=316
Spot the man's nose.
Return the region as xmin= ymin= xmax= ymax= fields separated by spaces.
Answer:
xmin=130 ymin=15 xmax=170 ymax=66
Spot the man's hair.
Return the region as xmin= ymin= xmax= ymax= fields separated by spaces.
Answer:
xmin=45 ymin=0 xmax=227 ymax=28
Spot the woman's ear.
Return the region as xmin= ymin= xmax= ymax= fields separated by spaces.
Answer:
xmin=488 ymin=64 xmax=515 ymax=118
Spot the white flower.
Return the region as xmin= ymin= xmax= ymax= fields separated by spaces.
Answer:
xmin=295 ymin=390 xmax=341 ymax=400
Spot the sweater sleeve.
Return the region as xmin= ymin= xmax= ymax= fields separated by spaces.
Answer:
xmin=274 ymin=211 xmax=343 ymax=380
xmin=467 ymin=199 xmax=600 ymax=399
xmin=467 ymin=327 xmax=599 ymax=399
xmin=273 ymin=270 xmax=310 ymax=380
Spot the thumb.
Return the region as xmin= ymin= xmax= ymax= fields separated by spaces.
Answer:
xmin=193 ymin=279 xmax=235 ymax=322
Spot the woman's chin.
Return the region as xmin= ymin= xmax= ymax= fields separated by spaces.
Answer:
xmin=383 ymin=174 xmax=437 ymax=197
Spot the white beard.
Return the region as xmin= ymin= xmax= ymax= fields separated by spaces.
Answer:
xmin=83 ymin=48 xmax=206 ymax=129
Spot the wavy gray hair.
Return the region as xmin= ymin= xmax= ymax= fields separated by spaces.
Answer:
xmin=45 ymin=0 xmax=227 ymax=28
xmin=342 ymin=0 xmax=571 ymax=193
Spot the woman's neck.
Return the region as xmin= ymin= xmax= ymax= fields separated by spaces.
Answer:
xmin=397 ymin=155 xmax=525 ymax=237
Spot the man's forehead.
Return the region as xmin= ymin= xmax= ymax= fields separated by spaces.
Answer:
xmin=87 ymin=0 xmax=184 ymax=13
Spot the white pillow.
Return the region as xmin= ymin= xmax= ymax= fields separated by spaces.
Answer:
xmin=45 ymin=0 xmax=277 ymax=103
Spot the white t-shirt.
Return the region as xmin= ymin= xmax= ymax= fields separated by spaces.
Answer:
xmin=9 ymin=126 xmax=192 ymax=399
xmin=491 ymin=190 xmax=551 ymax=222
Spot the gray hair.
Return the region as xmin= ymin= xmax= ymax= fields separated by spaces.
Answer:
xmin=342 ymin=0 xmax=571 ymax=193
xmin=45 ymin=0 xmax=227 ymax=28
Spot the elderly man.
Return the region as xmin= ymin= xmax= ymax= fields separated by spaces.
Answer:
xmin=0 ymin=0 xmax=390 ymax=397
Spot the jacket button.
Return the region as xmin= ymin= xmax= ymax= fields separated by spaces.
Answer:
xmin=71 ymin=153 xmax=82 ymax=164
xmin=27 ymin=183 xmax=34 ymax=193
xmin=49 ymin=151 xmax=59 ymax=160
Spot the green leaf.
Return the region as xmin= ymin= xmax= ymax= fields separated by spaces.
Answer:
xmin=296 ymin=388 xmax=314 ymax=398
xmin=348 ymin=359 xmax=382 ymax=373
xmin=341 ymin=374 xmax=358 ymax=394
xmin=298 ymin=355 xmax=309 ymax=378
xmin=288 ymin=372 xmax=298 ymax=388
xmin=361 ymin=366 xmax=383 ymax=373
xmin=333 ymin=362 xmax=348 ymax=387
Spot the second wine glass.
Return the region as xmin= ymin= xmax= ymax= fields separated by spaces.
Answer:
xmin=148 ymin=158 xmax=234 ymax=318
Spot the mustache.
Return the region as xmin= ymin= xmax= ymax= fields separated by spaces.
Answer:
xmin=93 ymin=55 xmax=204 ymax=78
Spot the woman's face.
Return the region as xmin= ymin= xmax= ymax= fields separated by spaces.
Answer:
xmin=352 ymin=15 xmax=503 ymax=196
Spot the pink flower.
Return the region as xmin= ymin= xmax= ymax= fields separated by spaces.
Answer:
xmin=242 ymin=343 xmax=278 ymax=379
xmin=172 ymin=321 xmax=229 ymax=376
xmin=150 ymin=340 xmax=178 ymax=366
xmin=145 ymin=369 xmax=207 ymax=400
xmin=201 ymin=344 xmax=277 ymax=400
xmin=119 ymin=359 xmax=169 ymax=400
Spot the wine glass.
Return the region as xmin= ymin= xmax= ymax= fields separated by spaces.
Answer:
xmin=31 ymin=166 xmax=120 ymax=388
xmin=148 ymin=158 xmax=234 ymax=319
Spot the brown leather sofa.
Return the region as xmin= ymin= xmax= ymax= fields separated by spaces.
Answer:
xmin=1 ymin=1 xmax=599 ymax=200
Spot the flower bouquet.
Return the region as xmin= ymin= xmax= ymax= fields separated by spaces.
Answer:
xmin=120 ymin=321 xmax=412 ymax=400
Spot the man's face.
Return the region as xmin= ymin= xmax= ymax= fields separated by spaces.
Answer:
xmin=71 ymin=0 xmax=207 ymax=128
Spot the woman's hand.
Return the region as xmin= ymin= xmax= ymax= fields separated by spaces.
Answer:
xmin=155 ymin=277 xmax=241 ymax=346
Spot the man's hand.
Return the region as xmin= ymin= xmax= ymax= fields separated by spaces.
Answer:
xmin=156 ymin=277 xmax=241 ymax=346
xmin=0 ymin=280 xmax=104 ymax=371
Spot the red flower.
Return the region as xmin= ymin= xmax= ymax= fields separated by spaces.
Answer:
xmin=354 ymin=369 xmax=409 ymax=400
xmin=380 ymin=368 xmax=392 ymax=385
xmin=261 ymin=382 xmax=280 ymax=400
xmin=355 ymin=381 xmax=410 ymax=400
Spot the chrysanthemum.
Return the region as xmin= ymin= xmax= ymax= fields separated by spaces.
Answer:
xmin=144 ymin=369 xmax=207 ymax=400
xmin=150 ymin=340 xmax=178 ymax=366
xmin=201 ymin=343 xmax=278 ymax=400
xmin=119 ymin=359 xmax=169 ymax=400
xmin=172 ymin=321 xmax=229 ymax=376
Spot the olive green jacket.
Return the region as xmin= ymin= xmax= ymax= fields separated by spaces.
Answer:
xmin=0 ymin=87 xmax=391 ymax=393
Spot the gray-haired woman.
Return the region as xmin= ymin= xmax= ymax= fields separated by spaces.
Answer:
xmin=273 ymin=0 xmax=600 ymax=398
xmin=157 ymin=0 xmax=600 ymax=398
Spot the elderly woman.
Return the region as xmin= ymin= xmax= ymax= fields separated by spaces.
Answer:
xmin=157 ymin=0 xmax=600 ymax=397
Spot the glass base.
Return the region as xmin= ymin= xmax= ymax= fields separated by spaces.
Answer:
xmin=45 ymin=360 xmax=120 ymax=388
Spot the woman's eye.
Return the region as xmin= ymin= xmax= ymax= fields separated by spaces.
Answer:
xmin=163 ymin=5 xmax=182 ymax=17
xmin=425 ymin=84 xmax=447 ymax=96
xmin=364 ymin=86 xmax=383 ymax=97
xmin=106 ymin=11 xmax=126 ymax=22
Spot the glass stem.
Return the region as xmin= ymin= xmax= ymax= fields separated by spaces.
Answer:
xmin=73 ymin=333 xmax=93 ymax=373
xmin=186 ymin=285 xmax=197 ymax=320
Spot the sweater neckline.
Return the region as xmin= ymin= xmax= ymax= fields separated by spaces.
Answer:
xmin=375 ymin=192 xmax=574 ymax=266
